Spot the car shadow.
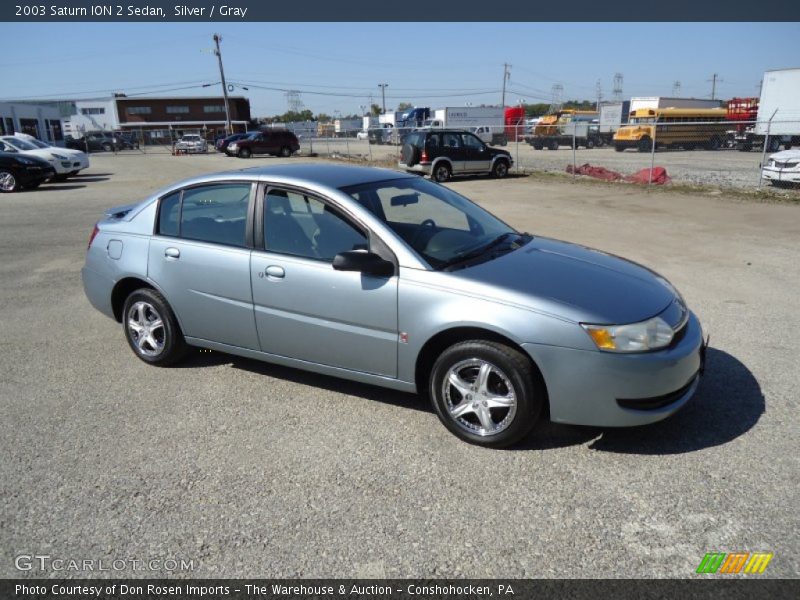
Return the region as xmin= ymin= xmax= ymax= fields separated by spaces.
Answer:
xmin=175 ymin=346 xmax=763 ymax=452
xmin=449 ymin=172 xmax=529 ymax=183
xmin=63 ymin=176 xmax=110 ymax=183
xmin=73 ymin=172 xmax=114 ymax=177
xmin=177 ymin=348 xmax=429 ymax=413
xmin=35 ymin=184 xmax=87 ymax=191
xmin=516 ymin=347 xmax=764 ymax=454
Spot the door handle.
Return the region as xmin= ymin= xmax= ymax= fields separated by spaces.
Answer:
xmin=164 ymin=247 xmax=180 ymax=259
xmin=265 ymin=265 xmax=285 ymax=279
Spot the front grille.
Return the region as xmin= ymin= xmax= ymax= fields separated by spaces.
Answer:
xmin=617 ymin=374 xmax=698 ymax=411
xmin=774 ymin=161 xmax=798 ymax=169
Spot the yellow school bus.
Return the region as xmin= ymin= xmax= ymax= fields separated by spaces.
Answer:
xmin=534 ymin=109 xmax=598 ymax=137
xmin=613 ymin=108 xmax=728 ymax=152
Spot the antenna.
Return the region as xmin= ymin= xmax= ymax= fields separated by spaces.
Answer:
xmin=596 ymin=79 xmax=603 ymax=110
xmin=549 ymin=84 xmax=563 ymax=113
xmin=285 ymin=90 xmax=303 ymax=112
xmin=707 ymin=73 xmax=723 ymax=100
xmin=672 ymin=81 xmax=682 ymax=96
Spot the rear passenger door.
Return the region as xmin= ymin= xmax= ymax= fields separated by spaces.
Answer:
xmin=440 ymin=132 xmax=465 ymax=173
xmin=148 ymin=181 xmax=259 ymax=350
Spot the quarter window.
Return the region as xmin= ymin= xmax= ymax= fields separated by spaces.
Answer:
xmin=179 ymin=183 xmax=251 ymax=247
xmin=263 ymin=189 xmax=367 ymax=261
xmin=157 ymin=191 xmax=181 ymax=237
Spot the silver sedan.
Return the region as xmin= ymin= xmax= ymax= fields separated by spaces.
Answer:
xmin=82 ymin=164 xmax=706 ymax=447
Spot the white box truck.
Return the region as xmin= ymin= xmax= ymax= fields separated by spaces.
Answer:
xmin=751 ymin=68 xmax=800 ymax=151
xmin=423 ymin=107 xmax=507 ymax=145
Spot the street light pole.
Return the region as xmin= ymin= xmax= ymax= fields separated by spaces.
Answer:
xmin=378 ymin=83 xmax=388 ymax=114
xmin=213 ymin=33 xmax=233 ymax=135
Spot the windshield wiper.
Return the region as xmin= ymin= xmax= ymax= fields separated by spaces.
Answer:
xmin=440 ymin=232 xmax=518 ymax=271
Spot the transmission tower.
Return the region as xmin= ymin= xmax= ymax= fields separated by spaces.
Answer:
xmin=612 ymin=73 xmax=623 ymax=102
xmin=672 ymin=81 xmax=682 ymax=96
xmin=549 ymin=84 xmax=564 ymax=113
xmin=285 ymin=90 xmax=304 ymax=112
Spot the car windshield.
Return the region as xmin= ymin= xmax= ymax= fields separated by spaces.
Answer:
xmin=341 ymin=177 xmax=529 ymax=270
xmin=28 ymin=139 xmax=51 ymax=148
xmin=3 ymin=137 xmax=38 ymax=151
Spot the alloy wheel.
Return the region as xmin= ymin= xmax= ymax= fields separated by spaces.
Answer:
xmin=126 ymin=301 xmax=166 ymax=357
xmin=0 ymin=171 xmax=16 ymax=192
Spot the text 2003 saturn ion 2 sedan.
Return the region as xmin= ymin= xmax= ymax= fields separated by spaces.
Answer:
xmin=82 ymin=164 xmax=706 ymax=447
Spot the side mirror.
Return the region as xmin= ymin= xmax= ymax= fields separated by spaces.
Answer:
xmin=333 ymin=251 xmax=394 ymax=277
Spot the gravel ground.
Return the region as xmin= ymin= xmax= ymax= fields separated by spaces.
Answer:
xmin=0 ymin=152 xmax=798 ymax=579
xmin=293 ymin=137 xmax=795 ymax=192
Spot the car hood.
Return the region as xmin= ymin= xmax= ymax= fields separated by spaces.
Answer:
xmin=455 ymin=237 xmax=675 ymax=324
xmin=768 ymin=149 xmax=800 ymax=161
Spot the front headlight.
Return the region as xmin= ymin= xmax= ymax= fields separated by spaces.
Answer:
xmin=582 ymin=316 xmax=674 ymax=353
xmin=228 ymin=143 xmax=238 ymax=151
xmin=51 ymin=153 xmax=68 ymax=160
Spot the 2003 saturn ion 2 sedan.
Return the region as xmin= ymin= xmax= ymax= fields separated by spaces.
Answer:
xmin=83 ymin=164 xmax=706 ymax=447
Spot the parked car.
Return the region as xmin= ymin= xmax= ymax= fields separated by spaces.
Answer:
xmin=400 ymin=129 xmax=513 ymax=182
xmin=215 ymin=132 xmax=250 ymax=153
xmin=82 ymin=164 xmax=705 ymax=447
xmin=0 ymin=151 xmax=55 ymax=192
xmin=113 ymin=131 xmax=140 ymax=150
xmin=226 ymin=130 xmax=300 ymax=158
xmin=174 ymin=134 xmax=208 ymax=154
xmin=65 ymin=131 xmax=121 ymax=152
xmin=356 ymin=130 xmax=369 ymax=140
xmin=0 ymin=136 xmax=76 ymax=180
xmin=368 ymin=124 xmax=394 ymax=145
xmin=761 ymin=149 xmax=800 ymax=186
xmin=14 ymin=133 xmax=90 ymax=176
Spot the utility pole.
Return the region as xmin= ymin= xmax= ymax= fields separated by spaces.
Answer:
xmin=378 ymin=83 xmax=388 ymax=114
xmin=213 ymin=34 xmax=232 ymax=135
xmin=501 ymin=63 xmax=511 ymax=108
xmin=709 ymin=73 xmax=722 ymax=100
xmin=595 ymin=79 xmax=603 ymax=111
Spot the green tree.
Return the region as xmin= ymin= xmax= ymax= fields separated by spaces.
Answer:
xmin=397 ymin=102 xmax=413 ymax=111
xmin=370 ymin=104 xmax=382 ymax=116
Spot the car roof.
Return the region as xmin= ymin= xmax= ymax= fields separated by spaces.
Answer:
xmin=170 ymin=163 xmax=414 ymax=192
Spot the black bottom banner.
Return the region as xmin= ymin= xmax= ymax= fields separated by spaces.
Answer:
xmin=1 ymin=579 xmax=798 ymax=600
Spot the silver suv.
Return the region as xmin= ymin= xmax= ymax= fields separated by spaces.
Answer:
xmin=399 ymin=129 xmax=513 ymax=182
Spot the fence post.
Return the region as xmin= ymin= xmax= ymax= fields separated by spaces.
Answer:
xmin=368 ymin=132 xmax=372 ymax=162
xmin=345 ymin=134 xmax=350 ymax=160
xmin=648 ymin=116 xmax=659 ymax=189
xmin=757 ymin=109 xmax=778 ymax=191
xmin=515 ymin=124 xmax=520 ymax=174
xmin=571 ymin=123 xmax=576 ymax=180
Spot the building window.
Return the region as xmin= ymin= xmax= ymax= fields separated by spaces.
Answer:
xmin=80 ymin=107 xmax=105 ymax=115
xmin=20 ymin=119 xmax=40 ymax=138
xmin=47 ymin=119 xmax=64 ymax=142
xmin=0 ymin=117 xmax=11 ymax=135
xmin=166 ymin=106 xmax=190 ymax=114
xmin=127 ymin=106 xmax=152 ymax=115
xmin=204 ymin=105 xmax=225 ymax=113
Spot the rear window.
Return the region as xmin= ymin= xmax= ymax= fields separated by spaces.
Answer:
xmin=405 ymin=132 xmax=423 ymax=147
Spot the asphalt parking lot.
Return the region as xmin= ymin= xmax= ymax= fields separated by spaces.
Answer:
xmin=1 ymin=152 xmax=798 ymax=578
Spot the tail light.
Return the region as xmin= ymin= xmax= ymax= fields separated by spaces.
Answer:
xmin=87 ymin=223 xmax=99 ymax=249
xmin=421 ymin=149 xmax=429 ymax=163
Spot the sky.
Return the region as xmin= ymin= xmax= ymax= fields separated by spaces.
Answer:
xmin=2 ymin=22 xmax=799 ymax=117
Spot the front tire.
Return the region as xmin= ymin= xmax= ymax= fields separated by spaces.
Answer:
xmin=491 ymin=159 xmax=509 ymax=179
xmin=123 ymin=288 xmax=187 ymax=366
xmin=429 ymin=341 xmax=543 ymax=447
xmin=0 ymin=170 xmax=19 ymax=192
xmin=238 ymin=148 xmax=251 ymax=158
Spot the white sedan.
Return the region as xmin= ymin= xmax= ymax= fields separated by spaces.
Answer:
xmin=762 ymin=149 xmax=800 ymax=186
xmin=14 ymin=133 xmax=90 ymax=176
xmin=0 ymin=136 xmax=79 ymax=180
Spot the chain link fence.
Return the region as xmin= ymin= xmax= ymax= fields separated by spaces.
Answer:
xmin=65 ymin=119 xmax=800 ymax=191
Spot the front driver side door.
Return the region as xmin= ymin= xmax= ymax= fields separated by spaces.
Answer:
xmin=250 ymin=187 xmax=398 ymax=377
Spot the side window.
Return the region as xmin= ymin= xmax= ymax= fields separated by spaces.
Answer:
xmin=179 ymin=183 xmax=251 ymax=247
xmin=463 ymin=134 xmax=483 ymax=149
xmin=442 ymin=133 xmax=461 ymax=148
xmin=264 ymin=189 xmax=367 ymax=261
xmin=157 ymin=191 xmax=181 ymax=237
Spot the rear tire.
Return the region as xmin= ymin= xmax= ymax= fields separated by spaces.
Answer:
xmin=102 ymin=143 xmax=113 ymax=152
xmin=432 ymin=162 xmax=451 ymax=183
xmin=614 ymin=144 xmax=625 ymax=152
xmin=279 ymin=146 xmax=292 ymax=157
xmin=429 ymin=340 xmax=543 ymax=447
xmin=123 ymin=288 xmax=188 ymax=367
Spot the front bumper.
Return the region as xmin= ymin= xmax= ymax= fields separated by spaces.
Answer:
xmin=522 ymin=311 xmax=705 ymax=427
xmin=762 ymin=167 xmax=800 ymax=184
